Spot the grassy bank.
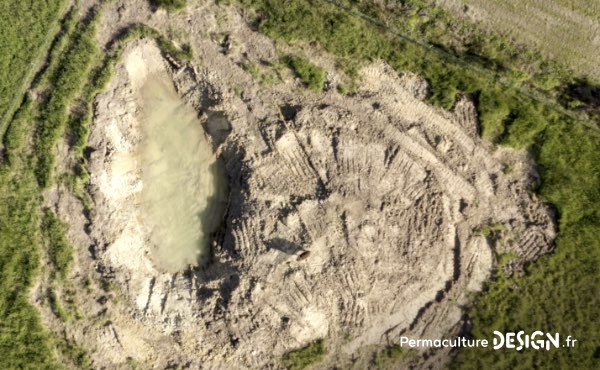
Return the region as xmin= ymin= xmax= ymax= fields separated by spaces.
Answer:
xmin=0 ymin=0 xmax=69 ymax=138
xmin=282 ymin=340 xmax=326 ymax=370
xmin=0 ymin=3 xmax=103 ymax=368
xmin=235 ymin=0 xmax=600 ymax=368
xmin=0 ymin=1 xmax=73 ymax=368
xmin=0 ymin=0 xmax=597 ymax=368
xmin=34 ymin=8 xmax=100 ymax=188
xmin=281 ymin=54 xmax=326 ymax=92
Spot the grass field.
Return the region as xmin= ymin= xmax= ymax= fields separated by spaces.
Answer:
xmin=0 ymin=1 xmax=72 ymax=368
xmin=1 ymin=2 xmax=111 ymax=368
xmin=0 ymin=0 xmax=69 ymax=140
xmin=435 ymin=0 xmax=600 ymax=81
xmin=236 ymin=0 xmax=600 ymax=368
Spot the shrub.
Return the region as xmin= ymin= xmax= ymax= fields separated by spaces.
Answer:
xmin=282 ymin=55 xmax=326 ymax=92
xmin=282 ymin=340 xmax=326 ymax=370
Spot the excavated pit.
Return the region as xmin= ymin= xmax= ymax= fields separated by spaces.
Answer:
xmin=56 ymin=7 xmax=557 ymax=365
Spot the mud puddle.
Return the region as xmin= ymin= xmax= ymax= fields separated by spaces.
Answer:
xmin=138 ymin=74 xmax=227 ymax=272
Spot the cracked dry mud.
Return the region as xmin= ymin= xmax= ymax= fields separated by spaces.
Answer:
xmin=43 ymin=2 xmax=556 ymax=369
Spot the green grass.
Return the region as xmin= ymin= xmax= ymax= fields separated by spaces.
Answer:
xmin=57 ymin=341 xmax=92 ymax=370
xmin=0 ymin=0 xmax=68 ymax=137
xmin=33 ymin=6 xmax=80 ymax=89
xmin=373 ymin=345 xmax=416 ymax=369
xmin=240 ymin=61 xmax=283 ymax=87
xmin=0 ymin=164 xmax=57 ymax=369
xmin=42 ymin=209 xmax=73 ymax=281
xmin=235 ymin=0 xmax=600 ymax=368
xmin=149 ymin=0 xmax=187 ymax=11
xmin=282 ymin=340 xmax=326 ymax=370
xmin=453 ymin=120 xmax=600 ymax=370
xmin=479 ymin=223 xmax=504 ymax=240
xmin=0 ymin=3 xmax=110 ymax=368
xmin=0 ymin=1 xmax=76 ymax=368
xmin=34 ymin=7 xmax=100 ymax=188
xmin=0 ymin=0 xmax=597 ymax=369
xmin=281 ymin=55 xmax=326 ymax=92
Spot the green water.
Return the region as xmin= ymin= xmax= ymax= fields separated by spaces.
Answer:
xmin=139 ymin=75 xmax=227 ymax=272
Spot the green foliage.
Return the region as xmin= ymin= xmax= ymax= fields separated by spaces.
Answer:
xmin=240 ymin=61 xmax=282 ymax=86
xmin=241 ymin=61 xmax=261 ymax=78
xmin=0 ymin=297 xmax=56 ymax=369
xmin=56 ymin=339 xmax=92 ymax=369
xmin=477 ymin=88 xmax=511 ymax=141
xmin=109 ymin=23 xmax=193 ymax=61
xmin=453 ymin=200 xmax=600 ymax=369
xmin=33 ymin=5 xmax=80 ymax=89
xmin=374 ymin=345 xmax=416 ymax=369
xmin=282 ymin=55 xmax=326 ymax=92
xmin=149 ymin=0 xmax=187 ymax=11
xmin=0 ymin=0 xmax=68 ymax=136
xmin=34 ymin=7 xmax=100 ymax=188
xmin=479 ymin=223 xmax=504 ymax=239
xmin=0 ymin=3 xmax=105 ymax=368
xmin=282 ymin=340 xmax=326 ymax=370
xmin=42 ymin=209 xmax=73 ymax=281
xmin=0 ymin=1 xmax=596 ymax=370
xmin=47 ymin=287 xmax=69 ymax=321
xmin=0 ymin=168 xmax=57 ymax=369
xmin=0 ymin=2 xmax=79 ymax=369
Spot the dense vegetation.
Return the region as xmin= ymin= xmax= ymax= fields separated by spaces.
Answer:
xmin=0 ymin=3 xmax=104 ymax=368
xmin=281 ymin=339 xmax=326 ymax=370
xmin=281 ymin=55 xmax=326 ymax=92
xmin=34 ymin=9 xmax=100 ymax=188
xmin=0 ymin=0 xmax=68 ymax=137
xmin=0 ymin=1 xmax=72 ymax=368
xmin=236 ymin=0 xmax=600 ymax=368
xmin=42 ymin=209 xmax=73 ymax=282
xmin=453 ymin=121 xmax=600 ymax=369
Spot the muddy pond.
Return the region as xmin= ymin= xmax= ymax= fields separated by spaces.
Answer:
xmin=138 ymin=75 xmax=227 ymax=272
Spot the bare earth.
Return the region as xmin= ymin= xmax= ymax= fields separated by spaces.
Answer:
xmin=37 ymin=1 xmax=556 ymax=368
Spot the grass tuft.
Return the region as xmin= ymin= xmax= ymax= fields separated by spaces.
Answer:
xmin=282 ymin=54 xmax=326 ymax=92
xmin=282 ymin=339 xmax=326 ymax=370
xmin=149 ymin=0 xmax=187 ymax=12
